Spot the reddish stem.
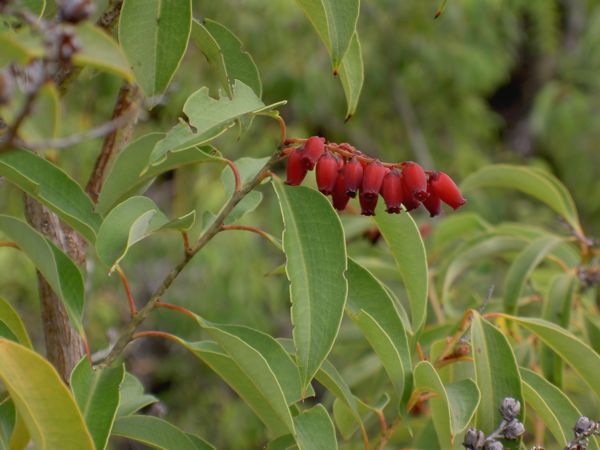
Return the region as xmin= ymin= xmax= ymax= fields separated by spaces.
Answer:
xmin=156 ymin=301 xmax=197 ymax=321
xmin=275 ymin=114 xmax=287 ymax=145
xmin=81 ymin=333 xmax=92 ymax=362
xmin=416 ymin=342 xmax=426 ymax=361
xmin=221 ymin=225 xmax=273 ymax=243
xmin=225 ymin=159 xmax=242 ymax=193
xmin=0 ymin=241 xmax=19 ymax=249
xmin=133 ymin=330 xmax=180 ymax=343
xmin=116 ymin=266 xmax=137 ymax=317
xmin=181 ymin=231 xmax=192 ymax=256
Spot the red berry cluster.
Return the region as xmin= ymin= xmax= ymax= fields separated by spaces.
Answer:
xmin=285 ymin=136 xmax=466 ymax=216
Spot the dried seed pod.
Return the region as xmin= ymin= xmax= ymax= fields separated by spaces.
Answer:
xmin=463 ymin=428 xmax=485 ymax=450
xmin=331 ymin=174 xmax=350 ymax=211
xmin=402 ymin=161 xmax=428 ymax=201
xmin=301 ymin=136 xmax=325 ymax=170
xmin=285 ymin=147 xmax=308 ymax=186
xmin=499 ymin=397 xmax=521 ymax=421
xmin=429 ymin=171 xmax=466 ymax=209
xmin=316 ymin=152 xmax=339 ymax=195
xmin=361 ymin=161 xmax=387 ymax=199
xmin=380 ymin=169 xmax=403 ymax=213
xmin=503 ymin=420 xmax=525 ymax=440
xmin=359 ymin=190 xmax=378 ymax=216
xmin=343 ymin=157 xmax=363 ymax=197
xmin=483 ymin=440 xmax=503 ymax=450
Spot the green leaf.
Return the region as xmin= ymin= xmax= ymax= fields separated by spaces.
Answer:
xmin=0 ymin=322 xmax=18 ymax=343
xmin=0 ymin=298 xmax=31 ymax=348
xmin=0 ymin=339 xmax=94 ymax=449
xmin=346 ymin=258 xmax=411 ymax=398
xmin=294 ymin=404 xmax=338 ymax=450
xmin=332 ymin=394 xmax=390 ymax=440
xmin=338 ymin=32 xmax=363 ymax=119
xmin=73 ymin=23 xmax=134 ymax=82
xmin=0 ymin=398 xmax=15 ymax=448
xmin=21 ymin=0 xmax=45 ymax=16
xmin=413 ymin=361 xmax=479 ymax=446
xmin=196 ymin=319 xmax=303 ymax=407
xmin=373 ymin=204 xmax=428 ymax=333
xmin=0 ymin=150 xmax=101 ymax=243
xmin=111 ymin=415 xmax=197 ymax=450
xmin=503 ymin=235 xmax=563 ymax=314
xmin=584 ymin=316 xmax=600 ymax=354
xmin=191 ymin=19 xmax=262 ymax=97
xmin=273 ymin=181 xmax=347 ymax=391
xmin=186 ymin=434 xmax=216 ymax=450
xmin=267 ymin=434 xmax=295 ymax=450
xmin=461 ymin=165 xmax=583 ymax=236
xmin=540 ymin=273 xmax=576 ymax=386
xmin=118 ymin=0 xmax=192 ymax=96
xmin=0 ymin=215 xmax=85 ymax=332
xmin=184 ymin=340 xmax=291 ymax=436
xmin=116 ymin=372 xmax=158 ymax=417
xmin=96 ymin=196 xmax=180 ymax=270
xmin=70 ymin=359 xmax=125 ymax=450
xmin=471 ymin=313 xmax=523 ymax=437
xmin=97 ymin=133 xmax=220 ymax=215
xmin=520 ymin=368 xmax=598 ymax=450
xmin=504 ymin=315 xmax=600 ymax=404
xmin=294 ymin=0 xmax=360 ymax=71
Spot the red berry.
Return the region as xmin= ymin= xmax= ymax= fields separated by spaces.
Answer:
xmin=402 ymin=162 xmax=428 ymax=201
xmin=285 ymin=147 xmax=308 ymax=186
xmin=361 ymin=161 xmax=387 ymax=199
xmin=401 ymin=181 xmax=421 ymax=211
xmin=332 ymin=174 xmax=350 ymax=211
xmin=423 ymin=188 xmax=442 ymax=217
xmin=301 ymin=136 xmax=325 ymax=170
xmin=343 ymin=157 xmax=363 ymax=198
xmin=359 ymin=190 xmax=378 ymax=216
xmin=316 ymin=152 xmax=339 ymax=195
xmin=429 ymin=171 xmax=466 ymax=209
xmin=380 ymin=169 xmax=403 ymax=214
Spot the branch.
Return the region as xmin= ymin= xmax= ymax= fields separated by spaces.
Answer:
xmin=97 ymin=150 xmax=285 ymax=368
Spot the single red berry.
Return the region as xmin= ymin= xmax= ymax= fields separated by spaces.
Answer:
xmin=401 ymin=181 xmax=421 ymax=211
xmin=361 ymin=161 xmax=387 ymax=199
xmin=332 ymin=174 xmax=350 ymax=211
xmin=359 ymin=190 xmax=379 ymax=216
xmin=301 ymin=136 xmax=325 ymax=170
xmin=423 ymin=189 xmax=442 ymax=217
xmin=316 ymin=152 xmax=339 ymax=195
xmin=380 ymin=169 xmax=403 ymax=214
xmin=343 ymin=157 xmax=363 ymax=197
xmin=402 ymin=162 xmax=428 ymax=201
xmin=285 ymin=147 xmax=308 ymax=186
xmin=429 ymin=171 xmax=466 ymax=209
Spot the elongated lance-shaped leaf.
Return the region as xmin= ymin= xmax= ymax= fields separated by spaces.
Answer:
xmin=503 ymin=235 xmax=563 ymax=314
xmin=273 ymin=181 xmax=347 ymax=392
xmin=0 ymin=339 xmax=95 ymax=449
xmin=70 ymin=359 xmax=124 ymax=450
xmin=111 ymin=415 xmax=198 ymax=450
xmin=373 ymin=203 xmax=428 ymax=333
xmin=0 ymin=298 xmax=32 ymax=348
xmin=116 ymin=372 xmax=158 ymax=418
xmin=294 ymin=404 xmax=338 ymax=450
xmin=338 ymin=32 xmax=363 ymax=119
xmin=461 ymin=164 xmax=582 ymax=236
xmin=119 ymin=0 xmax=191 ymax=96
xmin=346 ymin=258 xmax=411 ymax=399
xmin=471 ymin=312 xmax=523 ymax=440
xmin=191 ymin=19 xmax=262 ymax=97
xmin=0 ymin=150 xmax=101 ymax=243
xmin=0 ymin=215 xmax=85 ymax=332
xmin=520 ymin=368 xmax=599 ymax=450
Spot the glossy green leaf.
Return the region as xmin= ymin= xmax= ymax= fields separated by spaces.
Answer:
xmin=273 ymin=181 xmax=347 ymax=391
xmin=184 ymin=340 xmax=291 ymax=436
xmin=96 ymin=133 xmax=220 ymax=215
xmin=503 ymin=235 xmax=563 ymax=314
xmin=267 ymin=434 xmax=295 ymax=450
xmin=0 ymin=398 xmax=15 ymax=448
xmin=413 ymin=362 xmax=479 ymax=446
xmin=0 ymin=298 xmax=31 ymax=348
xmin=0 ymin=216 xmax=84 ymax=332
xmin=119 ymin=0 xmax=192 ymax=96
xmin=471 ymin=313 xmax=523 ymax=436
xmin=0 ymin=150 xmax=101 ymax=243
xmin=111 ymin=415 xmax=196 ymax=450
xmin=520 ymin=368 xmax=598 ymax=450
xmin=294 ymin=404 xmax=337 ymax=450
xmin=332 ymin=394 xmax=390 ymax=440
xmin=346 ymin=258 xmax=410 ymax=397
xmin=186 ymin=434 xmax=216 ymax=450
xmin=70 ymin=359 xmax=124 ymax=450
xmin=540 ymin=273 xmax=576 ymax=386
xmin=0 ymin=339 xmax=94 ymax=449
xmin=96 ymin=196 xmax=176 ymax=270
xmin=191 ymin=19 xmax=262 ymax=97
xmin=116 ymin=372 xmax=158 ymax=417
xmin=0 ymin=322 xmax=18 ymax=343
xmin=584 ymin=315 xmax=600 ymax=354
xmin=373 ymin=204 xmax=428 ymax=332
xmin=73 ymin=23 xmax=134 ymax=82
xmin=461 ymin=165 xmax=582 ymax=235
xmin=294 ymin=0 xmax=359 ymax=71
xmin=338 ymin=32 xmax=363 ymax=119
xmin=505 ymin=315 xmax=600 ymax=404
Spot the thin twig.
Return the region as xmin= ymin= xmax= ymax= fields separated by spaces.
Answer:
xmin=115 ymin=266 xmax=137 ymax=316
xmin=156 ymin=301 xmax=197 ymax=321
xmin=224 ymin=159 xmax=242 ymax=193
xmin=220 ymin=224 xmax=282 ymax=249
xmin=97 ymin=150 xmax=285 ymax=368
